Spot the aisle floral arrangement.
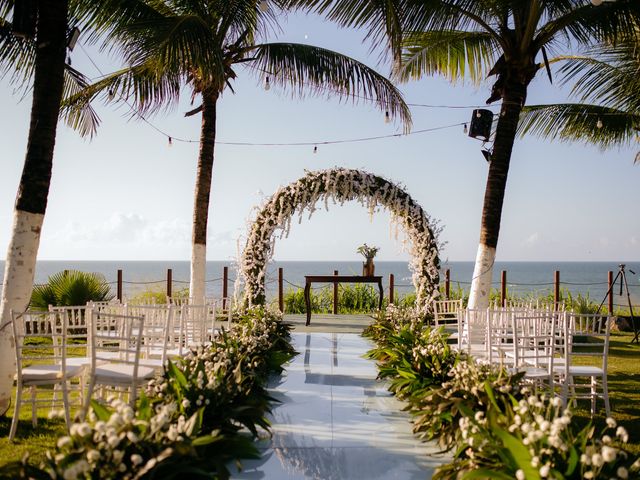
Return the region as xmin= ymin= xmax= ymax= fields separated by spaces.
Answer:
xmin=0 ymin=307 xmax=295 ymax=480
xmin=364 ymin=305 xmax=640 ymax=480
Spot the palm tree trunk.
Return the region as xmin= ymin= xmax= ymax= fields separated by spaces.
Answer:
xmin=468 ymin=81 xmax=527 ymax=310
xmin=189 ymin=92 xmax=218 ymax=304
xmin=0 ymin=0 xmax=68 ymax=414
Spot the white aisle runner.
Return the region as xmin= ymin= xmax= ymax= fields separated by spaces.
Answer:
xmin=231 ymin=332 xmax=447 ymax=479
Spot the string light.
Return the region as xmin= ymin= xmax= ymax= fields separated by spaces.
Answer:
xmin=259 ymin=0 xmax=269 ymax=12
xmin=597 ymin=118 xmax=603 ymax=129
xmin=313 ymin=145 xmax=318 ymax=154
xmin=384 ymin=111 xmax=390 ymax=124
xmin=168 ymin=136 xmax=173 ymax=147
xmin=107 ymin=89 xmax=115 ymax=101
xmin=264 ymin=76 xmax=270 ymax=91
xmin=463 ymin=123 xmax=468 ymax=134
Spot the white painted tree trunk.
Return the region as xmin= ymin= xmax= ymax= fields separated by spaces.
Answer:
xmin=467 ymin=243 xmax=496 ymax=310
xmin=190 ymin=243 xmax=206 ymax=304
xmin=0 ymin=210 xmax=44 ymax=414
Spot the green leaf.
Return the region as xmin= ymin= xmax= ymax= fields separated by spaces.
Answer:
xmin=462 ymin=469 xmax=516 ymax=480
xmin=494 ymin=429 xmax=541 ymax=480
xmin=166 ymin=358 xmax=188 ymax=389
xmin=89 ymin=400 xmax=112 ymax=422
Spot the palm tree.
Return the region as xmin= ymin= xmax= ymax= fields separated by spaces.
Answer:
xmin=519 ymin=36 xmax=640 ymax=163
xmin=0 ymin=0 xmax=72 ymax=416
xmin=69 ymin=0 xmax=412 ymax=304
xmin=0 ymin=0 xmax=104 ymax=414
xmin=288 ymin=0 xmax=640 ymax=309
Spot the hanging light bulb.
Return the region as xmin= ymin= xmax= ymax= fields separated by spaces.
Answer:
xmin=597 ymin=118 xmax=603 ymax=129
xmin=384 ymin=111 xmax=390 ymax=124
xmin=313 ymin=145 xmax=318 ymax=154
xmin=168 ymin=136 xmax=173 ymax=147
xmin=259 ymin=0 xmax=269 ymax=12
xmin=463 ymin=123 xmax=468 ymax=134
xmin=476 ymin=111 xmax=482 ymax=118
xmin=107 ymin=89 xmax=115 ymax=101
xmin=264 ymin=76 xmax=270 ymax=91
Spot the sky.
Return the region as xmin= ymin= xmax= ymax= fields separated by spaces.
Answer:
xmin=0 ymin=11 xmax=638 ymax=263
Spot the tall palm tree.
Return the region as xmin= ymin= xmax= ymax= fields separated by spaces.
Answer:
xmin=0 ymin=0 xmax=72 ymax=415
xmin=70 ymin=0 xmax=412 ymax=303
xmin=288 ymin=0 xmax=640 ymax=309
xmin=519 ymin=36 xmax=640 ymax=163
xmin=0 ymin=0 xmax=104 ymax=414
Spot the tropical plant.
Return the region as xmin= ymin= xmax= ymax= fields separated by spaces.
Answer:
xmin=519 ymin=35 xmax=640 ymax=164
xmin=288 ymin=0 xmax=640 ymax=310
xmin=0 ymin=0 xmax=102 ymax=415
xmin=356 ymin=243 xmax=379 ymax=259
xmin=29 ymin=270 xmax=113 ymax=310
xmin=67 ymin=0 xmax=411 ymax=304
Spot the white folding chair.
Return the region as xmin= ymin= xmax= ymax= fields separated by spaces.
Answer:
xmin=458 ymin=308 xmax=489 ymax=359
xmin=84 ymin=311 xmax=155 ymax=410
xmin=10 ymin=310 xmax=84 ymax=440
xmin=558 ymin=312 xmax=612 ymax=416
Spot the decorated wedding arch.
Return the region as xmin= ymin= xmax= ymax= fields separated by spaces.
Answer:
xmin=240 ymin=168 xmax=441 ymax=311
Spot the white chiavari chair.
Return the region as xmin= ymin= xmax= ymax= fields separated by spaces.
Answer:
xmin=84 ymin=311 xmax=155 ymax=410
xmin=10 ymin=310 xmax=84 ymax=440
xmin=557 ymin=312 xmax=612 ymax=416
xmin=125 ymin=304 xmax=172 ymax=370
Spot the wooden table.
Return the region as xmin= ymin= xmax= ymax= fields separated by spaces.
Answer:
xmin=304 ymin=275 xmax=384 ymax=325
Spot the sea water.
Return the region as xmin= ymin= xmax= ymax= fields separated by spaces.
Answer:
xmin=0 ymin=260 xmax=638 ymax=305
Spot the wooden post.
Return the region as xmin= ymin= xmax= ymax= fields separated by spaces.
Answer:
xmin=333 ymin=270 xmax=339 ymax=315
xmin=389 ymin=273 xmax=395 ymax=304
xmin=445 ymin=269 xmax=450 ymax=299
xmin=501 ymin=270 xmax=507 ymax=307
xmin=117 ymin=269 xmax=123 ymax=303
xmin=222 ymin=266 xmax=228 ymax=310
xmin=278 ymin=267 xmax=284 ymax=313
xmin=608 ymin=271 xmax=614 ymax=315
xmin=166 ymin=268 xmax=172 ymax=300
xmin=554 ymin=270 xmax=560 ymax=310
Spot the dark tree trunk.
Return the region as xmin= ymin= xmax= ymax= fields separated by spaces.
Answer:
xmin=192 ymin=93 xmax=218 ymax=246
xmin=479 ymin=81 xmax=527 ymax=248
xmin=15 ymin=0 xmax=68 ymax=214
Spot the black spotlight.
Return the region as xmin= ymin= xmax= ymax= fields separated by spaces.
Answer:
xmin=469 ymin=109 xmax=494 ymax=141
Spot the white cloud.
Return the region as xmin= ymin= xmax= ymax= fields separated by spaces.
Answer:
xmin=522 ymin=232 xmax=541 ymax=248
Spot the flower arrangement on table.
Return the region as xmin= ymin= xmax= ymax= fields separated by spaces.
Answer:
xmin=357 ymin=243 xmax=379 ymax=276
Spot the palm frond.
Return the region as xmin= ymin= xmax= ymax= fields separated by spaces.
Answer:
xmin=251 ymin=41 xmax=412 ymax=130
xmin=536 ymin=0 xmax=640 ymax=48
xmin=519 ymin=103 xmax=638 ymax=151
xmin=0 ymin=15 xmax=34 ymax=88
xmin=397 ymin=29 xmax=499 ymax=85
xmin=60 ymin=65 xmax=101 ymax=138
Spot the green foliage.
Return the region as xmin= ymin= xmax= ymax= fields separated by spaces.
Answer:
xmin=30 ymin=270 xmax=113 ymax=310
xmin=356 ymin=243 xmax=379 ymax=259
xmin=128 ymin=287 xmax=189 ymax=305
xmin=283 ymin=284 xmax=387 ymax=314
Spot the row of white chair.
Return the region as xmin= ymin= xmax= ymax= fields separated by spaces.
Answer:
xmin=433 ymin=300 xmax=611 ymax=416
xmin=9 ymin=299 xmax=232 ymax=440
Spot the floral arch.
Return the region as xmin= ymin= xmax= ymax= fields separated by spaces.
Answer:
xmin=240 ymin=168 xmax=441 ymax=311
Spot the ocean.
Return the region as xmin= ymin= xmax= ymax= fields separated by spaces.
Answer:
xmin=1 ymin=260 xmax=639 ymax=306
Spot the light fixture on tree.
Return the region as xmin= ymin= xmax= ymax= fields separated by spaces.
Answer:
xmin=264 ymin=76 xmax=270 ymax=91
xmin=67 ymin=27 xmax=81 ymax=51
xmin=107 ymin=90 xmax=115 ymax=101
xmin=259 ymin=0 xmax=269 ymax=12
xmin=384 ymin=111 xmax=390 ymax=124
xmin=597 ymin=118 xmax=603 ymax=129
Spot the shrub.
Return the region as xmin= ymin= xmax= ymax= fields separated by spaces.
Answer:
xmin=30 ymin=270 xmax=113 ymax=310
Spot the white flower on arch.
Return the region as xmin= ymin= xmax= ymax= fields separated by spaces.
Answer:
xmin=240 ymin=168 xmax=441 ymax=311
